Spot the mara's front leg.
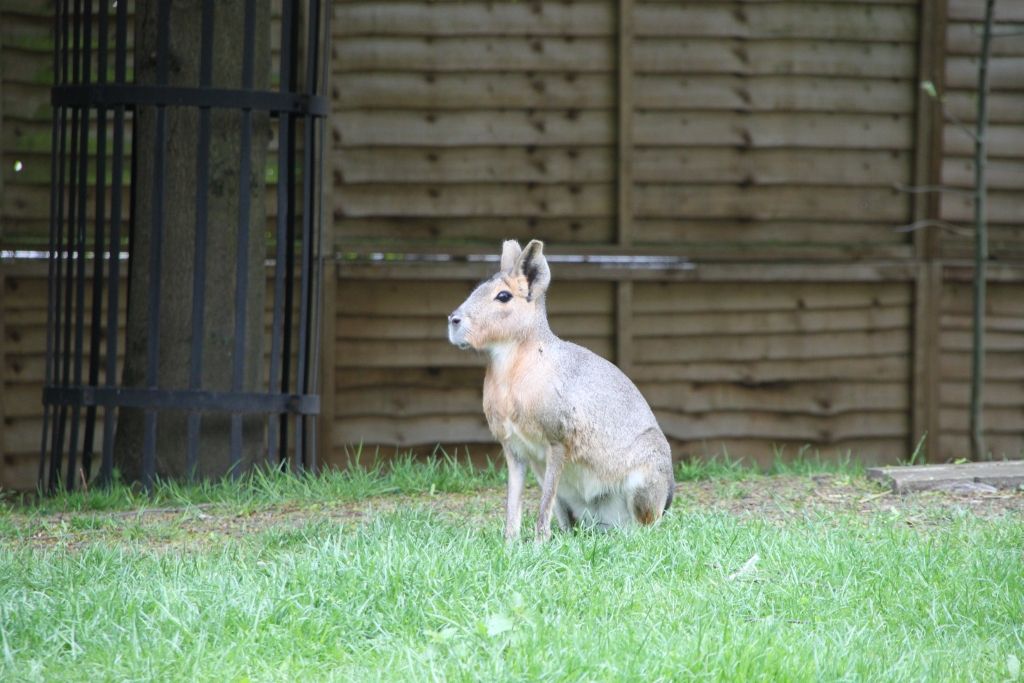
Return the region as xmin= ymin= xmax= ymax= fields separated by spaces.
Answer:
xmin=535 ymin=444 xmax=565 ymax=542
xmin=504 ymin=448 xmax=527 ymax=541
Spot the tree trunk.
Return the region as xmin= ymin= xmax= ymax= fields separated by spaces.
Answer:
xmin=115 ymin=0 xmax=272 ymax=481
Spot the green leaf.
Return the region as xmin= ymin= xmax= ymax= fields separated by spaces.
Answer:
xmin=1008 ymin=653 xmax=1021 ymax=680
xmin=921 ymin=80 xmax=938 ymax=98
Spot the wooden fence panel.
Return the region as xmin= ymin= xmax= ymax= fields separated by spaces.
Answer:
xmin=628 ymin=0 xmax=920 ymax=257
xmin=939 ymin=0 xmax=1024 ymax=260
xmin=331 ymin=0 xmax=617 ymax=251
xmin=938 ymin=275 xmax=1024 ymax=460
xmin=630 ymin=280 xmax=914 ymax=465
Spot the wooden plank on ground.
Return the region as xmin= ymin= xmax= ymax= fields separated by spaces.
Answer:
xmin=867 ymin=460 xmax=1024 ymax=492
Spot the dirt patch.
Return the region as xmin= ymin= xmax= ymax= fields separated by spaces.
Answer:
xmin=6 ymin=475 xmax=1023 ymax=550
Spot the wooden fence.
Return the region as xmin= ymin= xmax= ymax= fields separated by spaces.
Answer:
xmin=2 ymin=0 xmax=1023 ymax=489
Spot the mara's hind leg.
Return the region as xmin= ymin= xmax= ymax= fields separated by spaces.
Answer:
xmin=628 ymin=472 xmax=671 ymax=526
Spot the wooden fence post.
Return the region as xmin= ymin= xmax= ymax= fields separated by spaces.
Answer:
xmin=615 ymin=0 xmax=634 ymax=374
xmin=910 ymin=0 xmax=947 ymax=460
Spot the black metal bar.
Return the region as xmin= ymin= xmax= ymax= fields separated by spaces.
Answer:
xmin=268 ymin=0 xmax=296 ymax=466
xmin=186 ymin=0 xmax=216 ymax=480
xmin=229 ymin=0 xmax=257 ymax=476
xmin=295 ymin=0 xmax=323 ymax=469
xmin=40 ymin=0 xmax=67 ymax=489
xmin=99 ymin=0 xmax=129 ymax=487
xmin=53 ymin=55 xmax=82 ymax=491
xmin=51 ymin=85 xmax=329 ymax=116
xmin=82 ymin=0 xmax=112 ymax=481
xmin=44 ymin=0 xmax=327 ymax=492
xmin=45 ymin=387 xmax=320 ymax=415
xmin=279 ymin=0 xmax=302 ymax=469
xmin=65 ymin=0 xmax=95 ymax=491
xmin=141 ymin=0 xmax=172 ymax=490
xmin=310 ymin=2 xmax=331 ymax=475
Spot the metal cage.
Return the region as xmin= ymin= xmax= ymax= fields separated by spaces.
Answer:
xmin=40 ymin=0 xmax=329 ymax=490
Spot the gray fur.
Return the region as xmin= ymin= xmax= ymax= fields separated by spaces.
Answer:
xmin=448 ymin=239 xmax=675 ymax=541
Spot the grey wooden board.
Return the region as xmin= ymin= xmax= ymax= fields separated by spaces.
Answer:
xmin=867 ymin=460 xmax=1024 ymax=493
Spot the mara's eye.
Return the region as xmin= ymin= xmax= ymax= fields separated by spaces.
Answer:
xmin=495 ymin=291 xmax=513 ymax=303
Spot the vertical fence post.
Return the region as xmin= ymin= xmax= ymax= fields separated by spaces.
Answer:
xmin=910 ymin=0 xmax=948 ymax=461
xmin=615 ymin=0 xmax=635 ymax=374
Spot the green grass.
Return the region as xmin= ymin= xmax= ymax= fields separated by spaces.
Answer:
xmin=3 ymin=452 xmax=1021 ymax=680
xmin=2 ymin=505 xmax=1022 ymax=681
xmin=3 ymin=448 xmax=860 ymax=517
xmin=2 ymin=450 xmax=505 ymax=516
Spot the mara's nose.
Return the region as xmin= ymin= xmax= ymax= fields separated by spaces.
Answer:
xmin=448 ymin=312 xmax=461 ymax=326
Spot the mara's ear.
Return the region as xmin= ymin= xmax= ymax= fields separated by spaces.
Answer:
xmin=500 ymin=240 xmax=522 ymax=273
xmin=515 ymin=239 xmax=551 ymax=299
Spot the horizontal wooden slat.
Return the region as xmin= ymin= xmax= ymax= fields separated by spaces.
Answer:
xmin=940 ymin=381 xmax=1024 ymax=407
xmin=940 ymin=407 xmax=1024 ymax=432
xmin=639 ymin=380 xmax=908 ymax=415
xmin=333 ymin=37 xmax=614 ymax=72
xmin=334 ymin=111 xmax=611 ymax=147
xmin=338 ymin=313 xmax=612 ymax=340
xmin=939 ymin=189 xmax=1024 ymax=225
xmin=335 ymin=216 xmax=615 ymax=245
xmin=634 ymin=112 xmax=913 ymax=149
xmin=636 ymin=148 xmax=911 ymax=186
xmin=941 ymin=156 xmax=1024 ymax=190
xmin=333 ymin=73 xmax=613 ymax=109
xmin=333 ymin=2 xmax=614 ymax=37
xmin=333 ymin=414 xmax=492 ymax=447
xmin=939 ymin=330 xmax=1024 ymax=353
xmin=940 ymin=352 xmax=1024 ymax=381
xmin=941 ymin=313 xmax=1024 ymax=334
xmin=946 ymin=23 xmax=1024 ymax=57
xmin=635 ymin=219 xmax=910 ymax=247
xmin=938 ymin=434 xmax=1024 ymax=460
xmin=336 ymin=337 xmax=614 ymax=367
xmin=631 ymin=356 xmax=910 ymax=383
xmin=657 ymin=410 xmax=908 ymax=443
xmin=633 ymin=305 xmax=909 ymax=337
xmin=945 ymin=56 xmax=1024 ymax=91
xmin=947 ymin=0 xmax=1024 ymax=22
xmin=634 ymin=3 xmax=917 ymax=42
xmin=635 ymin=186 xmax=909 ymax=222
xmin=943 ymin=124 xmax=1024 ymax=158
xmin=634 ymin=39 xmax=915 ymax=77
xmin=635 ymin=329 xmax=909 ymax=363
xmin=336 ymin=386 xmax=482 ymax=418
xmin=336 ymin=148 xmax=613 ymax=184
xmin=634 ymin=282 xmax=911 ymax=313
xmin=337 ymin=280 xmax=614 ymax=316
xmin=943 ymin=282 xmax=1024 ymax=315
xmin=337 ymin=182 xmax=611 ymax=218
xmin=944 ymin=90 xmax=1024 ymax=124
xmin=635 ymin=75 xmax=914 ymax=113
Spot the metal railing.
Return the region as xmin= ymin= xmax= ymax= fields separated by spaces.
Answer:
xmin=40 ymin=0 xmax=329 ymax=491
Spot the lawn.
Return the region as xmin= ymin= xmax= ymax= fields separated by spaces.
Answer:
xmin=1 ymin=455 xmax=1022 ymax=682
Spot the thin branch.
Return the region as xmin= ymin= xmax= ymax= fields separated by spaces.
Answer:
xmin=943 ymin=107 xmax=981 ymax=143
xmin=893 ymin=182 xmax=977 ymax=196
xmin=892 ymin=220 xmax=973 ymax=237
